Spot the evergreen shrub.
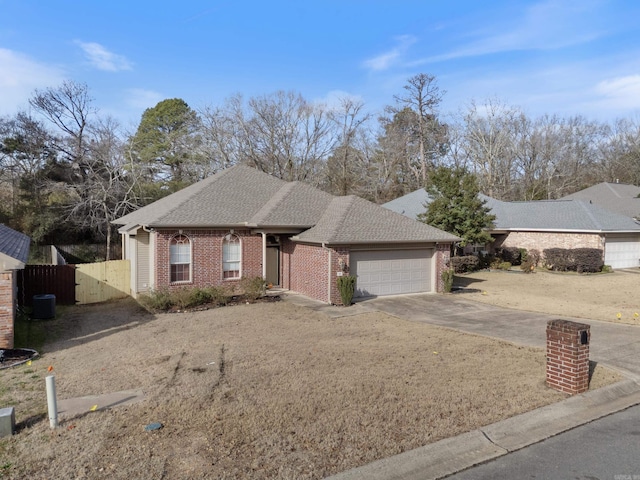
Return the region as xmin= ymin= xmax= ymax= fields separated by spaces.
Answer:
xmin=337 ymin=275 xmax=356 ymax=306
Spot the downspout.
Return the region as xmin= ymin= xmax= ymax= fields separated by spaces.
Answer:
xmin=142 ymin=225 xmax=156 ymax=292
xmin=433 ymin=243 xmax=440 ymax=293
xmin=322 ymin=242 xmax=332 ymax=304
xmin=262 ymin=233 xmax=267 ymax=279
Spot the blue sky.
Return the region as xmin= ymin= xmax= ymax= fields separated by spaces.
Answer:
xmin=1 ymin=0 xmax=640 ymax=129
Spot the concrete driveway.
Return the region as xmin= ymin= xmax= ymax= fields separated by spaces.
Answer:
xmin=362 ymin=293 xmax=640 ymax=380
xmin=281 ymin=290 xmax=640 ymax=379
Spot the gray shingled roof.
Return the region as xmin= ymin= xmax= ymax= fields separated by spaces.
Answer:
xmin=293 ymin=196 xmax=460 ymax=244
xmin=0 ymin=224 xmax=31 ymax=268
xmin=114 ymin=165 xmax=286 ymax=227
xmin=562 ymin=182 xmax=640 ymax=219
xmin=492 ymin=199 xmax=640 ymax=232
xmin=114 ymin=165 xmax=459 ymax=244
xmin=383 ymin=190 xmax=499 ymax=221
xmin=248 ymin=181 xmax=334 ymax=227
xmin=382 ymin=188 xmax=431 ymax=220
xmin=384 ymin=189 xmax=640 ymax=232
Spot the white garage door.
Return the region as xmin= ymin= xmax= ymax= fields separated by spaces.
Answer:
xmin=605 ymin=234 xmax=640 ymax=269
xmin=351 ymin=249 xmax=432 ymax=298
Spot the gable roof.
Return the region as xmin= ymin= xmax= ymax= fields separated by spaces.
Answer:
xmin=114 ymin=165 xmax=287 ymax=228
xmin=293 ymin=195 xmax=459 ymax=244
xmin=114 ymin=165 xmax=458 ymax=245
xmin=561 ymin=182 xmax=640 ymax=219
xmin=381 ymin=188 xmax=431 ymax=220
xmin=384 ymin=189 xmax=640 ymax=233
xmin=0 ymin=224 xmax=31 ymax=270
xmin=247 ymin=181 xmax=334 ymax=227
xmin=490 ymin=199 xmax=640 ymax=232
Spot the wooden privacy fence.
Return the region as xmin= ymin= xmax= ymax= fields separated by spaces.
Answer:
xmin=17 ymin=265 xmax=76 ymax=306
xmin=75 ymin=260 xmax=130 ymax=305
xmin=17 ymin=260 xmax=130 ymax=306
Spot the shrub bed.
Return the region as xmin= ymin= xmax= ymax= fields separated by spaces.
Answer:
xmin=497 ymin=247 xmax=522 ymax=265
xmin=543 ymin=248 xmax=604 ymax=273
xmin=139 ymin=276 xmax=270 ymax=312
xmin=450 ymin=255 xmax=479 ymax=273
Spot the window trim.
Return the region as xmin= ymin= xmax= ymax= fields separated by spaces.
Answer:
xmin=222 ymin=233 xmax=241 ymax=280
xmin=169 ymin=234 xmax=192 ymax=284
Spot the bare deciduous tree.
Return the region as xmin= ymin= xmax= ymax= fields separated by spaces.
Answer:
xmin=243 ymin=91 xmax=333 ymax=183
xmin=65 ymin=117 xmax=143 ymax=258
xmin=461 ymin=98 xmax=519 ymax=199
xmin=325 ymin=97 xmax=372 ymax=196
xmin=29 ymin=80 xmax=96 ymax=175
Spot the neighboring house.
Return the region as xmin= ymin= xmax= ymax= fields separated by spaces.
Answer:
xmin=113 ymin=165 xmax=459 ymax=304
xmin=561 ymin=182 xmax=640 ymax=220
xmin=0 ymin=224 xmax=31 ymax=348
xmin=384 ymin=189 xmax=640 ymax=270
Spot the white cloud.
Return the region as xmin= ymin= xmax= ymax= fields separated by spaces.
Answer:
xmin=313 ymin=90 xmax=364 ymax=111
xmin=414 ymin=0 xmax=607 ymax=65
xmin=593 ymin=75 xmax=640 ymax=109
xmin=363 ymin=35 xmax=417 ymax=72
xmin=0 ymin=48 xmax=65 ymax=115
xmin=75 ymin=41 xmax=132 ymax=72
xmin=125 ymin=88 xmax=164 ymax=109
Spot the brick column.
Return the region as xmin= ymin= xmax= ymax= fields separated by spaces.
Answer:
xmin=546 ymin=319 xmax=590 ymax=395
xmin=0 ymin=272 xmax=15 ymax=349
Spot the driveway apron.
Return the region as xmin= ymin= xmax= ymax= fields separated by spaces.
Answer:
xmin=361 ymin=294 xmax=640 ymax=380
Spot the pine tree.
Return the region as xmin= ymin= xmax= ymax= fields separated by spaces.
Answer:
xmin=417 ymin=166 xmax=495 ymax=247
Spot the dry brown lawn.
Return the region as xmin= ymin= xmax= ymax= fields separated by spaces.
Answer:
xmin=456 ymin=268 xmax=640 ymax=325
xmin=0 ymin=298 xmax=620 ymax=479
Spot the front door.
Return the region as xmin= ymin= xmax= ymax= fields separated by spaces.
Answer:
xmin=266 ymin=246 xmax=280 ymax=286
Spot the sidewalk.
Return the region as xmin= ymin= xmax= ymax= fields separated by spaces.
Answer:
xmin=57 ymin=389 xmax=145 ymax=418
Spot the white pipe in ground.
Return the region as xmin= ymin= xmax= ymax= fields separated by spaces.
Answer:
xmin=46 ymin=375 xmax=58 ymax=428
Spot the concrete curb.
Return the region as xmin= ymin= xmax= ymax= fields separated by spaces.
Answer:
xmin=325 ymin=378 xmax=640 ymax=480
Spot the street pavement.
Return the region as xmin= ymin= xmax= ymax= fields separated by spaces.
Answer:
xmin=280 ymin=291 xmax=640 ymax=480
xmin=446 ymin=404 xmax=640 ymax=480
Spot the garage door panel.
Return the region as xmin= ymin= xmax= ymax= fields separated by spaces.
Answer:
xmin=605 ymin=234 xmax=640 ymax=269
xmin=351 ymin=249 xmax=432 ymax=298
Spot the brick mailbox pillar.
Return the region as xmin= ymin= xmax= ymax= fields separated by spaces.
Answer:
xmin=546 ymin=319 xmax=590 ymax=395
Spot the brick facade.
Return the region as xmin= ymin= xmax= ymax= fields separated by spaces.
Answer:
xmin=0 ymin=272 xmax=16 ymax=349
xmin=155 ymin=229 xmax=263 ymax=290
xmin=546 ymin=319 xmax=591 ymax=395
xmin=495 ymin=231 xmax=603 ymax=253
xmin=282 ymin=240 xmax=332 ymax=303
xmin=151 ymin=231 xmax=449 ymax=303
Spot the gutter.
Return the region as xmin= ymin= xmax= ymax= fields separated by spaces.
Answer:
xmin=490 ymin=228 xmax=640 ymax=234
xmin=291 ymin=238 xmax=460 ymax=246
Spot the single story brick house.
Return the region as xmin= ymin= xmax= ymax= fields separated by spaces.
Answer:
xmin=113 ymin=165 xmax=458 ymax=304
xmin=0 ymin=224 xmax=31 ymax=348
xmin=384 ymin=189 xmax=640 ymax=269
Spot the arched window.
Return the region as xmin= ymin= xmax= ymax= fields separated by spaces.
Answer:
xmin=223 ymin=234 xmax=241 ymax=279
xmin=170 ymin=234 xmax=191 ymax=283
